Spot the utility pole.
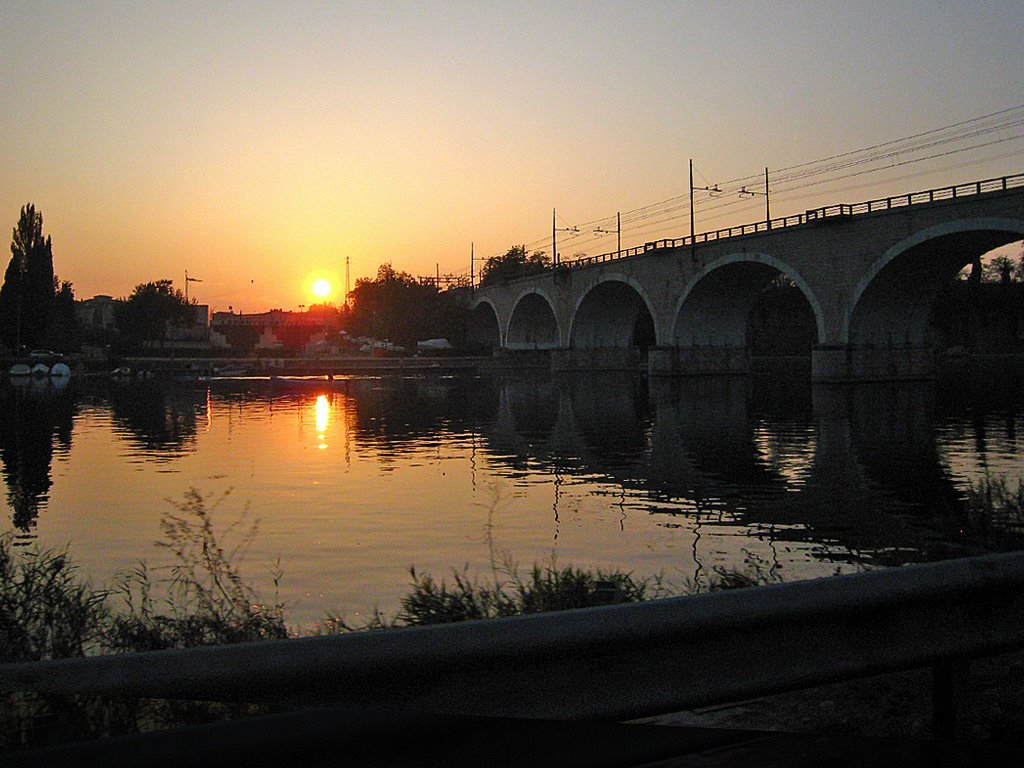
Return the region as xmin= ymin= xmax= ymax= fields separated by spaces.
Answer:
xmin=345 ymin=255 xmax=350 ymax=307
xmin=594 ymin=212 xmax=621 ymax=257
xmin=553 ymin=209 xmax=578 ymax=268
xmin=689 ymin=159 xmax=695 ymax=249
xmin=689 ymin=159 xmax=721 ymax=257
xmin=470 ymin=242 xmax=474 ymax=289
xmin=739 ymin=167 xmax=771 ymax=229
xmin=552 ymin=208 xmax=557 ymax=267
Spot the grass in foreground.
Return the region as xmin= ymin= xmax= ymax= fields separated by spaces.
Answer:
xmin=4 ymin=473 xmax=1023 ymax=654
xmin=4 ymin=475 xmax=1024 ymax=747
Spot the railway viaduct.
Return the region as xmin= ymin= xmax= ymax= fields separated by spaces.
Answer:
xmin=468 ymin=174 xmax=1024 ymax=382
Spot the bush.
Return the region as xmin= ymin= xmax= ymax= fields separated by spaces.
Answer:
xmin=963 ymin=474 xmax=1024 ymax=550
xmin=345 ymin=556 xmax=770 ymax=629
xmin=105 ymin=488 xmax=287 ymax=651
xmin=0 ymin=534 xmax=107 ymax=662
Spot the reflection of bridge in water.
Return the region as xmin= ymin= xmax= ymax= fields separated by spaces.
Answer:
xmin=484 ymin=373 xmax=976 ymax=567
xmin=470 ymin=174 xmax=1024 ymax=382
xmin=3 ymin=373 xmax=1012 ymax=570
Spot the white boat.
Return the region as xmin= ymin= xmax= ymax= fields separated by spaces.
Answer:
xmin=30 ymin=363 xmax=49 ymax=377
xmin=50 ymin=362 xmax=71 ymax=377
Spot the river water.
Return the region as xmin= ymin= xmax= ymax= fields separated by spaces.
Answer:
xmin=2 ymin=365 xmax=1023 ymax=629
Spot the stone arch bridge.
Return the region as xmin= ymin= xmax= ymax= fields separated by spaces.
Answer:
xmin=468 ymin=174 xmax=1024 ymax=382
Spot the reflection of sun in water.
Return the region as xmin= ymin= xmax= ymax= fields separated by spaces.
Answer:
xmin=315 ymin=394 xmax=329 ymax=449
xmin=312 ymin=279 xmax=331 ymax=299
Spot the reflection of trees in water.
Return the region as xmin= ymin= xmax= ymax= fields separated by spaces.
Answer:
xmin=340 ymin=377 xmax=501 ymax=454
xmin=194 ymin=376 xmax=502 ymax=456
xmin=107 ymin=382 xmax=203 ymax=454
xmin=78 ymin=370 xmax=1022 ymax=568
xmin=936 ymin=365 xmax=1023 ymax=465
xmin=0 ymin=382 xmax=76 ymax=532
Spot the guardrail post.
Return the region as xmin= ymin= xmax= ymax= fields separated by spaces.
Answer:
xmin=932 ymin=658 xmax=970 ymax=740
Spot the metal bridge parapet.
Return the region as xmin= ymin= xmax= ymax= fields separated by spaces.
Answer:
xmin=525 ymin=172 xmax=1024 ymax=278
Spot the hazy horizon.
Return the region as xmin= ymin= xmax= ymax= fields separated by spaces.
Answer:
xmin=3 ymin=1 xmax=1023 ymax=312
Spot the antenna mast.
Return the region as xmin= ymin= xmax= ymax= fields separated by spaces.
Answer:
xmin=184 ymin=270 xmax=202 ymax=302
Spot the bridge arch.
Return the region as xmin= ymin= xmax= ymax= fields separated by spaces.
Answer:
xmin=506 ymin=288 xmax=560 ymax=349
xmin=467 ymin=297 xmax=502 ymax=349
xmin=568 ymin=276 xmax=659 ymax=349
xmin=845 ymin=217 xmax=1024 ymax=346
xmin=672 ymin=253 xmax=825 ymax=347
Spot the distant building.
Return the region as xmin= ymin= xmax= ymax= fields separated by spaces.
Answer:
xmin=165 ymin=304 xmax=211 ymax=348
xmin=75 ymin=295 xmax=117 ymax=331
xmin=210 ymin=308 xmax=340 ymax=353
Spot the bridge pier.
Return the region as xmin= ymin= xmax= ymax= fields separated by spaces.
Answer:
xmin=648 ymin=346 xmax=751 ymax=376
xmin=812 ymin=345 xmax=935 ymax=382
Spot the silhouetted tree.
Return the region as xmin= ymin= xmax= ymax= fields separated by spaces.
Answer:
xmin=0 ymin=204 xmax=65 ymax=351
xmin=986 ymin=255 xmax=1017 ymax=285
xmin=41 ymin=276 xmax=78 ymax=350
xmin=115 ymin=280 xmax=195 ymax=350
xmin=479 ymin=246 xmax=550 ymax=286
xmin=346 ymin=263 xmax=464 ymax=346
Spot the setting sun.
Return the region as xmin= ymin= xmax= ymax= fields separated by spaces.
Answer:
xmin=311 ymin=279 xmax=331 ymax=299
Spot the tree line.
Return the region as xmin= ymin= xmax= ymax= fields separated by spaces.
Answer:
xmin=0 ymin=205 xmax=198 ymax=355
xmin=3 ymin=203 xmax=1023 ymax=355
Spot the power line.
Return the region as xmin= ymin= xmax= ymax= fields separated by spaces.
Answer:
xmin=475 ymin=105 xmax=1024 ymax=265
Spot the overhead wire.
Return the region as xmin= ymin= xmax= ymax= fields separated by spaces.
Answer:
xmin=474 ymin=105 xmax=1024 ymax=265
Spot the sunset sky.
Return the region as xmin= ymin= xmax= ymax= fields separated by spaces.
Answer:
xmin=2 ymin=1 xmax=1022 ymax=312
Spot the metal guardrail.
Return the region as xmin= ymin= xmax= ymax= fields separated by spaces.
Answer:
xmin=535 ymin=172 xmax=1024 ymax=274
xmin=3 ymin=551 xmax=1024 ymax=733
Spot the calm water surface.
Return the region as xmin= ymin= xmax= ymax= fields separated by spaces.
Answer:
xmin=2 ymin=367 xmax=1023 ymax=629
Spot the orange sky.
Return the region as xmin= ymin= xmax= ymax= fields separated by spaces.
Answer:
xmin=2 ymin=2 xmax=1023 ymax=312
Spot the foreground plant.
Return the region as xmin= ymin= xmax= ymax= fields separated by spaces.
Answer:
xmin=319 ymin=553 xmax=776 ymax=633
xmin=0 ymin=534 xmax=107 ymax=662
xmin=105 ymin=488 xmax=287 ymax=651
xmin=965 ymin=475 xmax=1024 ymax=530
